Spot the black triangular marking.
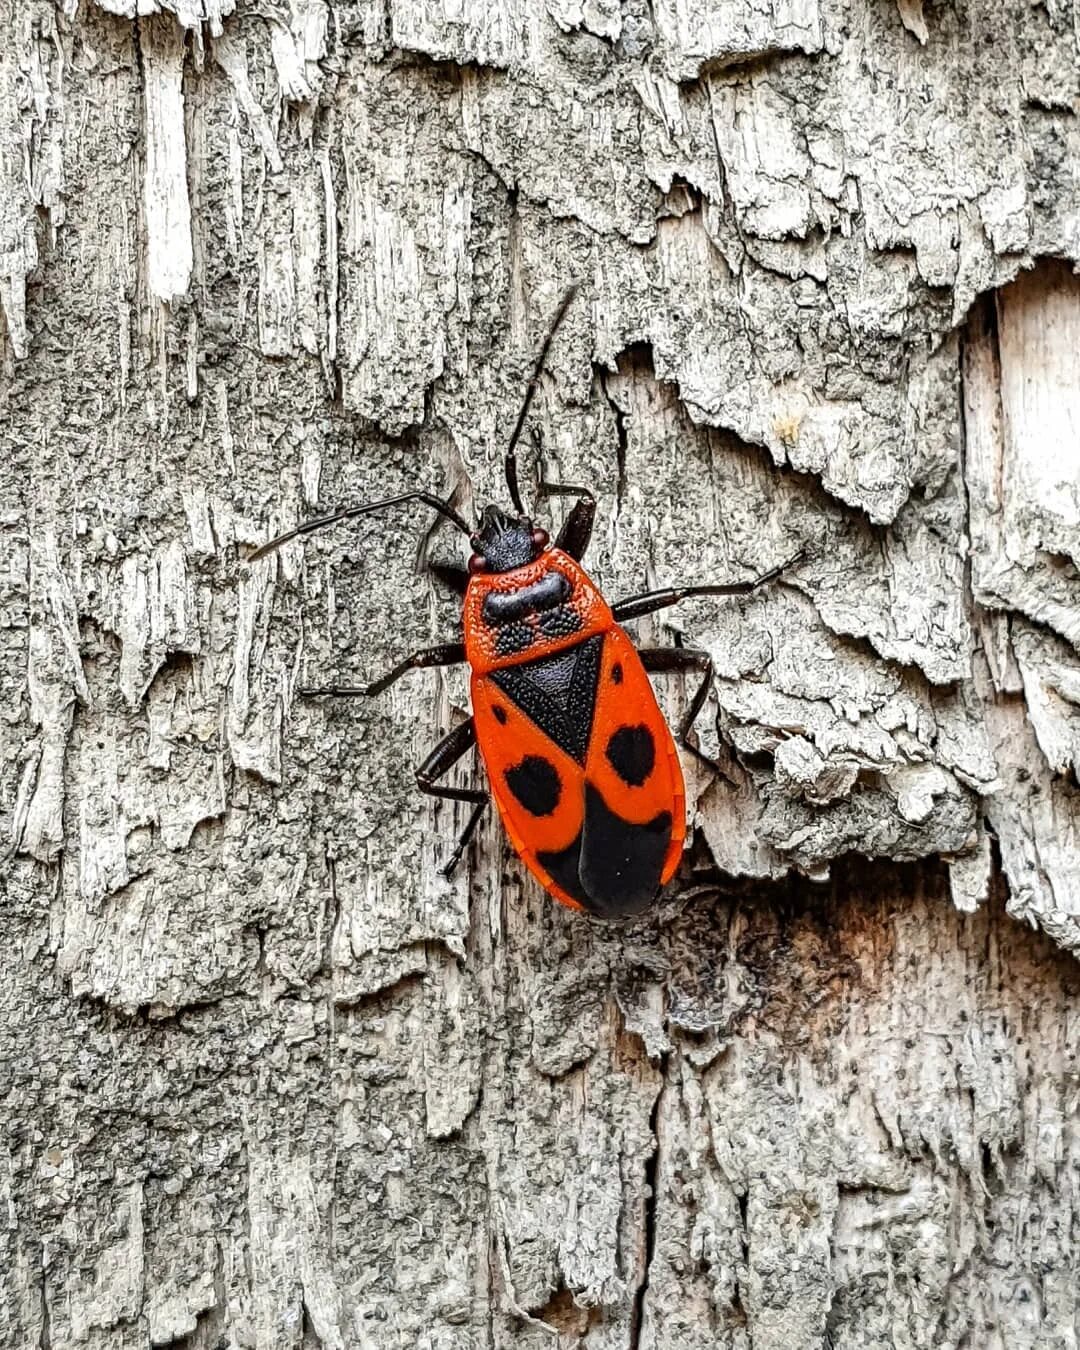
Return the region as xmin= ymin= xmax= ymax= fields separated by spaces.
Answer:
xmin=491 ymin=635 xmax=603 ymax=764
xmin=528 ymin=647 xmax=579 ymax=712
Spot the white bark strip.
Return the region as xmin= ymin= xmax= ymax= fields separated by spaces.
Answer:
xmin=0 ymin=0 xmax=65 ymax=358
xmin=19 ymin=533 xmax=89 ymax=862
xmin=964 ymin=265 xmax=1080 ymax=957
xmin=140 ymin=15 xmax=193 ymax=304
xmin=651 ymin=0 xmax=823 ymax=81
xmin=96 ymin=0 xmax=236 ymax=35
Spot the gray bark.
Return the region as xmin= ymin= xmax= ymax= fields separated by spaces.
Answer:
xmin=2 ymin=1 xmax=1079 ymax=1347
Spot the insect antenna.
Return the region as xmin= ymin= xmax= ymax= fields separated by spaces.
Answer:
xmin=248 ymin=491 xmax=472 ymax=561
xmin=504 ymin=282 xmax=580 ymax=515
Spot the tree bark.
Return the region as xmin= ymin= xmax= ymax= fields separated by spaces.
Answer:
xmin=2 ymin=2 xmax=1079 ymax=1347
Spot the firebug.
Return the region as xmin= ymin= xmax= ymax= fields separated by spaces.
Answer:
xmin=251 ymin=288 xmax=797 ymax=918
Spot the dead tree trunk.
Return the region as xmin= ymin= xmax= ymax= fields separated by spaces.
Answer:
xmin=2 ymin=2 xmax=1079 ymax=1347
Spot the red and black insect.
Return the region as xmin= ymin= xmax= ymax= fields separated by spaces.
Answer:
xmin=251 ymin=289 xmax=794 ymax=919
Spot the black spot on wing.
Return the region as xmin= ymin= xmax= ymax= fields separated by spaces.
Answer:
xmin=505 ymin=756 xmax=561 ymax=816
xmin=605 ymin=724 xmax=655 ymax=787
xmin=612 ymin=662 xmax=623 ymax=685
xmin=491 ymin=635 xmax=602 ymax=764
xmin=538 ymin=783 xmax=671 ymax=919
xmin=492 ymin=704 xmax=508 ymax=725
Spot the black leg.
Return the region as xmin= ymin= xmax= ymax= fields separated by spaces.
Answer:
xmin=639 ymin=646 xmax=719 ymax=774
xmin=612 ymin=553 xmax=801 ymax=623
xmin=299 ymin=642 xmax=465 ymax=699
xmin=416 ymin=719 xmax=490 ymax=877
xmin=530 ymin=425 xmax=597 ymax=561
xmin=442 ymin=801 xmax=488 ymax=877
xmin=428 ymin=561 xmax=469 ymax=597
xmin=540 ymin=483 xmax=596 ymax=562
xmin=416 ymin=719 xmax=485 ymax=804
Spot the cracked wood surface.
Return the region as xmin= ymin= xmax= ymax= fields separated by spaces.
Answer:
xmin=1 ymin=1 xmax=1079 ymax=1346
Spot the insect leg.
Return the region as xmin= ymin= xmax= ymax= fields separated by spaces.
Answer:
xmin=442 ymin=801 xmax=488 ymax=878
xmin=639 ymin=646 xmax=718 ymax=773
xmin=416 ymin=719 xmax=490 ymax=877
xmin=300 ymin=642 xmax=465 ymax=699
xmin=540 ymin=483 xmax=596 ymax=562
xmin=528 ymin=425 xmax=597 ymax=560
xmin=416 ymin=720 xmax=483 ymax=804
xmin=428 ymin=561 xmax=469 ymax=596
xmin=611 ymin=552 xmax=802 ymax=622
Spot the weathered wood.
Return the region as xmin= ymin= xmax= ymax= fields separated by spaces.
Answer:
xmin=1 ymin=1 xmax=1079 ymax=1346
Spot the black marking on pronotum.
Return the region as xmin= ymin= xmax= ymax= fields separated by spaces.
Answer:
xmin=504 ymin=756 xmax=562 ymax=817
xmin=605 ymin=724 xmax=656 ymax=787
xmin=538 ymin=784 xmax=672 ymax=918
xmin=612 ymin=662 xmax=623 ymax=685
xmin=537 ymin=606 xmax=583 ymax=639
xmin=494 ymin=621 xmax=535 ymax=657
xmin=492 ymin=705 xmax=508 ymax=725
xmin=483 ymin=572 xmax=571 ymax=625
xmin=492 ymin=634 xmax=603 ymax=764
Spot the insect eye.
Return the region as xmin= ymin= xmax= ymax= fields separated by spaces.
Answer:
xmin=468 ymin=553 xmax=488 ymax=574
xmin=531 ymin=528 xmax=549 ymax=550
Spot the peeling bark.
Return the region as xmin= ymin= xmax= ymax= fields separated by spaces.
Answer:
xmin=2 ymin=1 xmax=1079 ymax=1346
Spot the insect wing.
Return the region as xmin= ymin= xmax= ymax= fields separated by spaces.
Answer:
xmin=577 ymin=628 xmax=686 ymax=913
xmin=472 ymin=628 xmax=686 ymax=917
xmin=472 ymin=672 xmax=588 ymax=912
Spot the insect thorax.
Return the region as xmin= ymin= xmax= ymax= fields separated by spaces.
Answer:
xmin=464 ymin=552 xmax=611 ymax=675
